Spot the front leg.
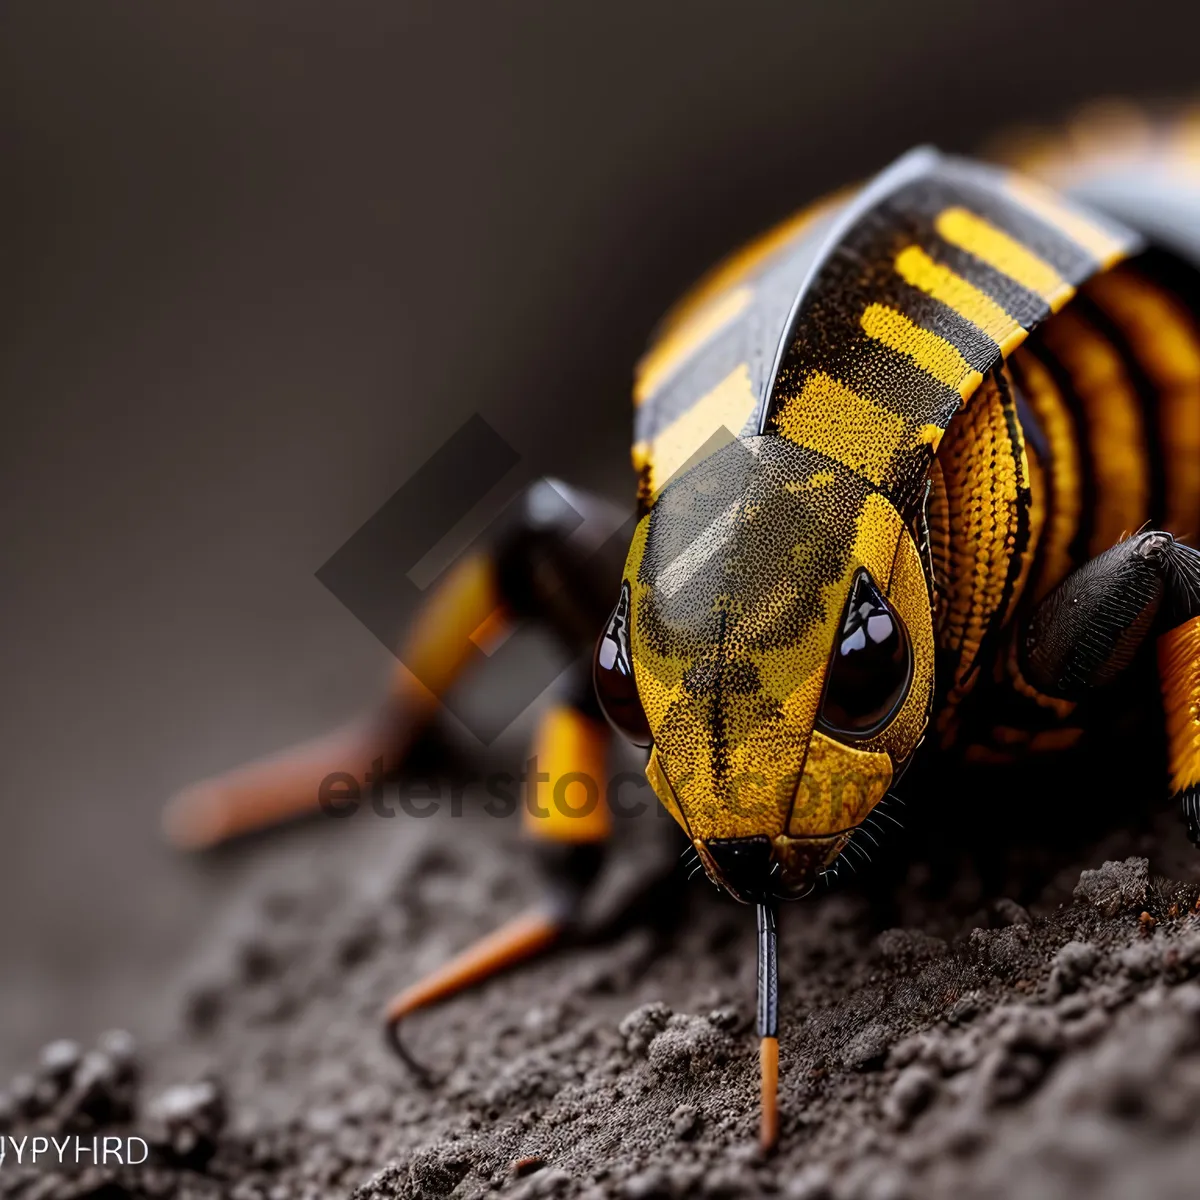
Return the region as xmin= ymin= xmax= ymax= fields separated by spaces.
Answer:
xmin=383 ymin=677 xmax=613 ymax=1076
xmin=162 ymin=479 xmax=623 ymax=848
xmin=1021 ymin=530 xmax=1200 ymax=840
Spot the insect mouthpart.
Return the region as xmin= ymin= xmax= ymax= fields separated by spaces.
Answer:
xmin=698 ymin=833 xmax=847 ymax=903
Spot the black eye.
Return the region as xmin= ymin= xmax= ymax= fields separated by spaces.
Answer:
xmin=594 ymin=581 xmax=652 ymax=747
xmin=817 ymin=572 xmax=912 ymax=738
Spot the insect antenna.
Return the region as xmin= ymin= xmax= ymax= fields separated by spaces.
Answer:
xmin=756 ymin=901 xmax=780 ymax=1151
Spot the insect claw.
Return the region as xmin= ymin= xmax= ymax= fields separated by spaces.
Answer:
xmin=384 ymin=1015 xmax=437 ymax=1087
xmin=381 ymin=906 xmax=561 ymax=1081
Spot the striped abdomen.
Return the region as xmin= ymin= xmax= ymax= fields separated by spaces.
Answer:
xmin=1018 ymin=256 xmax=1200 ymax=575
xmin=931 ymin=253 xmax=1200 ymax=754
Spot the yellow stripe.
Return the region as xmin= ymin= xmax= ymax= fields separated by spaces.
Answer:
xmin=935 ymin=207 xmax=1075 ymax=312
xmin=894 ymin=245 xmax=1026 ymax=356
xmin=633 ymin=363 xmax=757 ymax=493
xmin=1087 ymin=269 xmax=1200 ymax=537
xmin=635 ymin=286 xmax=752 ymax=406
xmin=1011 ymin=349 xmax=1080 ymax=600
xmin=860 ymin=303 xmax=983 ymax=399
xmin=775 ymin=371 xmax=909 ymax=486
xmin=1003 ymin=174 xmax=1130 ymax=268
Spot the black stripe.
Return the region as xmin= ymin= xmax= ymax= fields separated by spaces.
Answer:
xmin=964 ymin=368 xmax=1033 ymax=677
xmin=939 ymin=162 xmax=1112 ymax=279
xmin=774 ymin=333 xmax=963 ymax=426
xmin=887 ymin=277 xmax=1002 ymax=374
xmin=994 ymin=367 xmax=1034 ymax=623
xmin=890 ymin=166 xmax=1106 ymax=283
xmin=634 ymin=316 xmax=748 ymax=446
xmin=929 ymin=240 xmax=1051 ymax=330
xmin=635 ymin=221 xmax=823 ymax=447
xmin=1019 ymin=336 xmax=1097 ymax=569
xmin=1007 ymin=354 xmax=1055 ymax=607
xmin=762 ymin=153 xmax=1137 ymax=524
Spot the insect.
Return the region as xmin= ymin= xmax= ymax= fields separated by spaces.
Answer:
xmin=164 ymin=104 xmax=1200 ymax=1151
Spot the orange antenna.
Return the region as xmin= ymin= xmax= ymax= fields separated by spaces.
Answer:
xmin=757 ymin=902 xmax=779 ymax=1151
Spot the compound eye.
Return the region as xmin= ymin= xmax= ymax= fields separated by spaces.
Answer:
xmin=817 ymin=572 xmax=912 ymax=739
xmin=593 ymin=581 xmax=652 ymax=747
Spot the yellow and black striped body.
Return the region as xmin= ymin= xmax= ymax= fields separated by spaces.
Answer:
xmin=621 ymin=121 xmax=1200 ymax=899
xmin=938 ymin=253 xmax=1200 ymax=761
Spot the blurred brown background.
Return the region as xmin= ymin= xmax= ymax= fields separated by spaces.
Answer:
xmin=1 ymin=0 xmax=1198 ymax=1068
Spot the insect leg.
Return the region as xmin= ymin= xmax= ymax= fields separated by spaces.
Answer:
xmin=1020 ymin=531 xmax=1179 ymax=699
xmin=162 ymin=479 xmax=622 ymax=849
xmin=1159 ymin=614 xmax=1200 ymax=844
xmin=383 ymin=677 xmax=613 ymax=1076
xmin=1020 ymin=530 xmax=1200 ymax=842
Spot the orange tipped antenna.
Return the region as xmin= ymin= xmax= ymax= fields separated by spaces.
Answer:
xmin=756 ymin=901 xmax=780 ymax=1151
xmin=383 ymin=907 xmax=562 ymax=1079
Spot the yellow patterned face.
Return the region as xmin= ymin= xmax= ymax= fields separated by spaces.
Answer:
xmin=596 ymin=148 xmax=1144 ymax=905
xmin=596 ymin=435 xmax=934 ymax=902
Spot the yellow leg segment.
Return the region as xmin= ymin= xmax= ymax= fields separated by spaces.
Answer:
xmin=1159 ymin=615 xmax=1200 ymax=842
xmin=523 ymin=704 xmax=613 ymax=844
xmin=384 ymin=908 xmax=561 ymax=1078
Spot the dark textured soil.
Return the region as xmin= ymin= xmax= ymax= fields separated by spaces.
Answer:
xmin=6 ymin=742 xmax=1200 ymax=1200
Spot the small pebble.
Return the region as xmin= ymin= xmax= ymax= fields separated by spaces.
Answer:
xmin=948 ymin=992 xmax=983 ymax=1025
xmin=843 ymin=1023 xmax=892 ymax=1071
xmin=1048 ymin=941 xmax=1099 ymax=997
xmin=146 ymin=1078 xmax=228 ymax=1168
xmin=62 ymin=1047 xmax=136 ymax=1126
xmin=992 ymin=898 xmax=1032 ymax=926
xmin=96 ymin=1029 xmax=138 ymax=1075
xmin=884 ymin=1065 xmax=937 ymax=1129
xmin=532 ymin=1168 xmax=573 ymax=1195
xmin=1073 ymin=857 xmax=1149 ymax=918
xmin=38 ymin=1038 xmax=82 ymax=1085
xmin=619 ymin=1002 xmax=673 ymax=1056
xmin=623 ymin=1167 xmax=670 ymax=1199
xmin=671 ymin=1103 xmax=700 ymax=1140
